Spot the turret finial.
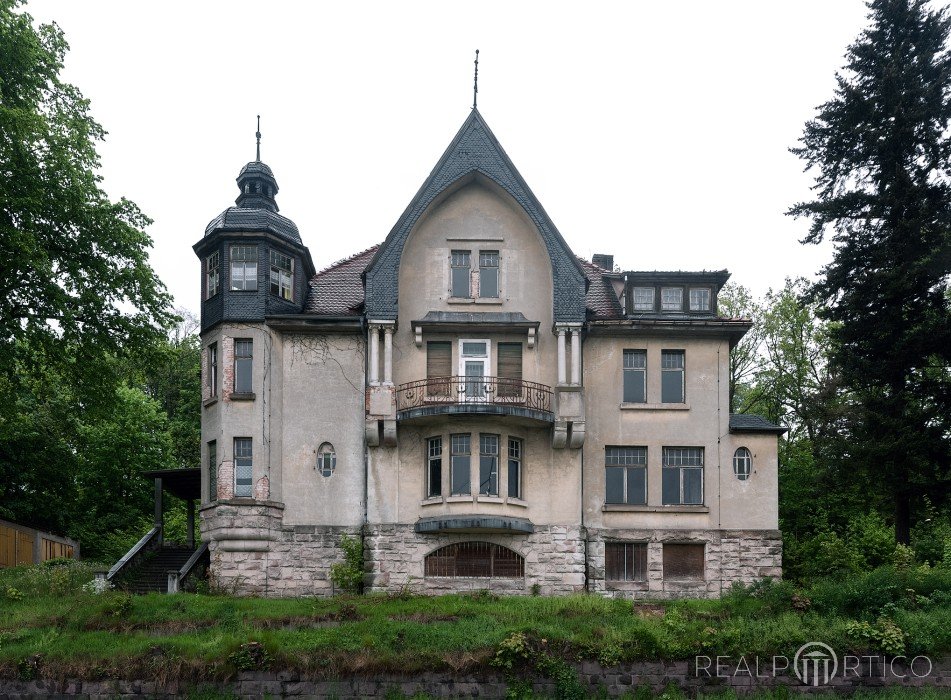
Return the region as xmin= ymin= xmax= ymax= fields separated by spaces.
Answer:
xmin=255 ymin=115 xmax=261 ymax=162
xmin=473 ymin=50 xmax=479 ymax=109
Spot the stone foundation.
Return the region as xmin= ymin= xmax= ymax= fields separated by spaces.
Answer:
xmin=200 ymin=500 xmax=360 ymax=597
xmin=586 ymin=528 xmax=782 ymax=599
xmin=364 ymin=524 xmax=586 ymax=596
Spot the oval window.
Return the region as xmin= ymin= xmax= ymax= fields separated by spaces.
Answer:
xmin=317 ymin=442 xmax=336 ymax=477
xmin=733 ymin=447 xmax=752 ymax=481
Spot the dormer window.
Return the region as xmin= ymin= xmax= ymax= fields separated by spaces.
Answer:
xmin=632 ymin=287 xmax=654 ymax=311
xmin=205 ymin=251 xmax=220 ymax=299
xmin=269 ymin=250 xmax=293 ymax=301
xmin=689 ymin=288 xmax=711 ymax=311
xmin=661 ymin=287 xmax=683 ymax=311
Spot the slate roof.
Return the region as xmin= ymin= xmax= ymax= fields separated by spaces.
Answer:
xmin=729 ymin=413 xmax=787 ymax=434
xmin=304 ymin=245 xmax=379 ymax=315
xmin=204 ymin=207 xmax=302 ymax=244
xmin=237 ymin=161 xmax=276 ymax=180
xmin=578 ymin=257 xmax=623 ymax=319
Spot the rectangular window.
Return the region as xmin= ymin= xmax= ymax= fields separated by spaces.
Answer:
xmin=479 ymin=434 xmax=499 ymax=496
xmin=605 ymin=447 xmax=647 ymax=505
xmin=605 ymin=542 xmax=648 ymax=581
xmin=269 ymin=250 xmax=293 ymax=300
xmin=206 ymin=251 xmax=220 ymax=299
xmin=497 ymin=342 xmax=522 ymax=397
xmin=209 ymin=343 xmax=218 ymax=397
xmin=479 ymin=250 xmax=499 ymax=298
xmin=661 ymin=287 xmax=683 ymax=311
xmin=230 ymin=245 xmax=258 ymax=291
xmin=663 ymin=543 xmax=705 ymax=580
xmin=208 ymin=440 xmax=217 ymax=502
xmin=234 ymin=339 xmax=253 ymax=394
xmin=234 ymin=437 xmax=253 ymax=498
xmin=632 ymin=287 xmax=654 ymax=311
xmin=622 ymin=350 xmax=646 ymax=403
xmin=451 ymin=250 xmax=471 ymax=298
xmin=689 ymin=288 xmax=711 ymax=311
xmin=662 ymin=447 xmax=704 ymax=505
xmin=427 ymin=437 xmax=442 ymax=498
xmin=426 ymin=341 xmax=452 ymax=397
xmin=450 ymin=433 xmax=471 ymax=495
xmin=507 ymin=437 xmax=522 ymax=500
xmin=661 ymin=350 xmax=685 ymax=403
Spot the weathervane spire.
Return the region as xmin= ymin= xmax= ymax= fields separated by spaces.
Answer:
xmin=473 ymin=49 xmax=479 ymax=109
xmin=255 ymin=115 xmax=261 ymax=162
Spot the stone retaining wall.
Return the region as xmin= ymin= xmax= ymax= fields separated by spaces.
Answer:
xmin=4 ymin=656 xmax=949 ymax=698
xmin=364 ymin=524 xmax=586 ymax=596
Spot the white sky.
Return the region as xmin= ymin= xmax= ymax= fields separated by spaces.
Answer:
xmin=27 ymin=0 xmax=881 ymax=315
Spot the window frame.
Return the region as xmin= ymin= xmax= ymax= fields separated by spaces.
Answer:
xmin=234 ymin=437 xmax=253 ymax=498
xmin=662 ymin=447 xmax=704 ymax=505
xmin=733 ymin=447 xmax=752 ymax=481
xmin=507 ymin=437 xmax=522 ymax=500
xmin=479 ymin=250 xmax=500 ymax=298
xmin=317 ymin=442 xmax=336 ymax=477
xmin=632 ymin=286 xmax=655 ymax=312
xmin=205 ymin=251 xmax=220 ymax=299
xmin=427 ymin=437 xmax=443 ymax=498
xmin=660 ymin=286 xmax=684 ymax=312
xmin=269 ymin=249 xmax=293 ymax=301
xmin=450 ymin=433 xmax=471 ymax=496
xmin=605 ymin=542 xmax=648 ymax=582
xmin=209 ymin=343 xmax=218 ymax=397
xmin=230 ymin=244 xmax=258 ymax=291
xmin=234 ymin=338 xmax=253 ymax=395
xmin=661 ymin=349 xmax=685 ymax=404
xmin=208 ymin=440 xmax=217 ymax=502
xmin=450 ymin=250 xmax=471 ymax=298
xmin=605 ymin=446 xmax=648 ymax=505
xmin=622 ymin=349 xmax=647 ymax=403
xmin=479 ymin=433 xmax=499 ymax=496
xmin=689 ymin=287 xmax=711 ymax=312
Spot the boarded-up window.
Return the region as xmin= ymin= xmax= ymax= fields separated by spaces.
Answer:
xmin=427 ymin=342 xmax=452 ymax=397
xmin=425 ymin=542 xmax=524 ymax=577
xmin=605 ymin=543 xmax=647 ymax=581
xmin=663 ymin=543 xmax=705 ymax=580
xmin=497 ymin=343 xmax=522 ymax=397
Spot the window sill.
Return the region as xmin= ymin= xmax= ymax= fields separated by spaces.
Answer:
xmin=619 ymin=402 xmax=689 ymax=411
xmin=446 ymin=297 xmax=504 ymax=305
xmin=203 ymin=397 xmax=219 ymax=408
xmin=477 ymin=495 xmax=503 ymax=504
xmin=229 ymin=392 xmax=256 ymax=402
xmin=605 ymin=580 xmax=650 ymax=590
xmin=473 ymin=297 xmax=503 ymax=305
xmin=506 ymin=498 xmax=528 ymax=508
xmin=420 ymin=497 xmax=444 ymax=507
xmin=446 ymin=495 xmax=472 ymax=503
xmin=602 ymin=504 xmax=709 ymax=513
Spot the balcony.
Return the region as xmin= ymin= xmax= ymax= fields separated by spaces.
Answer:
xmin=396 ymin=376 xmax=554 ymax=424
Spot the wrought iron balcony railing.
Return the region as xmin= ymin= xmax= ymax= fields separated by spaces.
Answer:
xmin=396 ymin=376 xmax=553 ymax=418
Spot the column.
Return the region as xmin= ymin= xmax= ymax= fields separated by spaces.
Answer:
xmin=556 ymin=328 xmax=567 ymax=385
xmin=383 ymin=326 xmax=394 ymax=385
xmin=368 ymin=324 xmax=380 ymax=385
xmin=570 ymin=328 xmax=581 ymax=385
xmin=186 ymin=499 xmax=195 ymax=549
xmin=154 ymin=478 xmax=163 ymax=545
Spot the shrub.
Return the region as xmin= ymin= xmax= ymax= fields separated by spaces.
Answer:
xmin=228 ymin=641 xmax=272 ymax=671
xmin=330 ymin=534 xmax=364 ymax=594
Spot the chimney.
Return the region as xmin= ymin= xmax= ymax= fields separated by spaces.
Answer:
xmin=592 ymin=253 xmax=614 ymax=271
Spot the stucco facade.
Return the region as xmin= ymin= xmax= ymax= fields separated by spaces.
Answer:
xmin=195 ymin=109 xmax=784 ymax=598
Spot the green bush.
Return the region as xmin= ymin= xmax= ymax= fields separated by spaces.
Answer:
xmin=0 ymin=561 xmax=99 ymax=597
xmin=329 ymin=534 xmax=364 ymax=594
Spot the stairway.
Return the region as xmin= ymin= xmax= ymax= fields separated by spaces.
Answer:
xmin=121 ymin=546 xmax=195 ymax=594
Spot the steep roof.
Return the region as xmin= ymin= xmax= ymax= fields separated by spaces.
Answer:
xmin=364 ymin=109 xmax=588 ymax=323
xmin=729 ymin=413 xmax=787 ymax=434
xmin=204 ymin=207 xmax=301 ymax=244
xmin=578 ymin=257 xmax=623 ymax=319
xmin=304 ymin=245 xmax=379 ymax=315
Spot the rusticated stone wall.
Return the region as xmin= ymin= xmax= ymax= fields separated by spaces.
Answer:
xmin=364 ymin=524 xmax=586 ymax=596
xmin=200 ymin=501 xmax=360 ymax=597
xmin=586 ymin=528 xmax=782 ymax=599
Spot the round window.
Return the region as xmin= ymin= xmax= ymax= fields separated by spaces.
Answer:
xmin=733 ymin=447 xmax=752 ymax=481
xmin=317 ymin=443 xmax=336 ymax=477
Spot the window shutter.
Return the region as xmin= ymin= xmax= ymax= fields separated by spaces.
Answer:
xmin=497 ymin=343 xmax=522 ymax=398
xmin=427 ymin=342 xmax=452 ymax=397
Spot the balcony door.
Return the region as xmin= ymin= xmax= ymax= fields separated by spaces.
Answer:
xmin=459 ymin=340 xmax=490 ymax=400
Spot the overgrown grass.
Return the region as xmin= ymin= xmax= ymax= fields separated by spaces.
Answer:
xmin=1 ymin=562 xmax=950 ymax=686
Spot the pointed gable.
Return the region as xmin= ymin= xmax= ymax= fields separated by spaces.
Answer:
xmin=364 ymin=109 xmax=587 ymax=322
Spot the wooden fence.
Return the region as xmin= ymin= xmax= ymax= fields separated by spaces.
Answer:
xmin=0 ymin=519 xmax=79 ymax=568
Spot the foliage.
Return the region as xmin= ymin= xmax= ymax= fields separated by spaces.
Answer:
xmin=789 ymin=0 xmax=951 ymax=543
xmin=846 ymin=618 xmax=907 ymax=655
xmin=227 ymin=641 xmax=272 ymax=672
xmin=329 ymin=534 xmax=364 ymax=594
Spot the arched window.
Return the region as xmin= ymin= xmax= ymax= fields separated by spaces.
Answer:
xmin=317 ymin=442 xmax=336 ymax=477
xmin=733 ymin=447 xmax=752 ymax=481
xmin=425 ymin=542 xmax=524 ymax=578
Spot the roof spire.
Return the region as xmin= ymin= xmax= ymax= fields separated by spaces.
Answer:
xmin=255 ymin=115 xmax=261 ymax=162
xmin=472 ymin=49 xmax=479 ymax=109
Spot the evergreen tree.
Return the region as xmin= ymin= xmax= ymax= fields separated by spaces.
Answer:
xmin=790 ymin=0 xmax=951 ymax=543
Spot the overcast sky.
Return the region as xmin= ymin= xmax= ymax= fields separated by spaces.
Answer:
xmin=27 ymin=0 xmax=881 ymax=315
